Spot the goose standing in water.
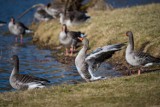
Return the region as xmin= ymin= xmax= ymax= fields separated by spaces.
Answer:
xmin=8 ymin=17 xmax=33 ymax=44
xmin=10 ymin=55 xmax=50 ymax=90
xmin=60 ymin=11 xmax=90 ymax=26
xmin=75 ymin=38 xmax=125 ymax=82
xmin=125 ymin=31 xmax=160 ymax=75
xmin=59 ymin=24 xmax=85 ymax=56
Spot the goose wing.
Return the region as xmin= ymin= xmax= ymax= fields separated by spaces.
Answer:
xmin=15 ymin=74 xmax=50 ymax=84
xmin=67 ymin=31 xmax=81 ymax=39
xmin=16 ymin=22 xmax=29 ymax=30
xmin=134 ymin=51 xmax=160 ymax=65
xmin=85 ymin=43 xmax=126 ymax=70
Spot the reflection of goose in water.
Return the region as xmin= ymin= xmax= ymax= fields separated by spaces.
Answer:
xmin=125 ymin=31 xmax=160 ymax=75
xmin=10 ymin=55 xmax=50 ymax=90
xmin=8 ymin=17 xmax=33 ymax=44
xmin=75 ymin=38 xmax=126 ymax=82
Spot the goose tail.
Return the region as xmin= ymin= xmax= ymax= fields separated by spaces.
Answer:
xmin=25 ymin=29 xmax=34 ymax=34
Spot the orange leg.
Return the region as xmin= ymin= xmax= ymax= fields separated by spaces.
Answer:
xmin=65 ymin=48 xmax=69 ymax=56
xmin=138 ymin=69 xmax=141 ymax=75
xmin=70 ymin=47 xmax=73 ymax=56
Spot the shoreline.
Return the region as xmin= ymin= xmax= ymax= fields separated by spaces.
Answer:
xmin=31 ymin=3 xmax=160 ymax=76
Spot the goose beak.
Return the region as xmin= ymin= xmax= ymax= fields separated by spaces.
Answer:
xmin=78 ymin=37 xmax=83 ymax=41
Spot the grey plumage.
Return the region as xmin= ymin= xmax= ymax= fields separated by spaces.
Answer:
xmin=10 ymin=55 xmax=50 ymax=90
xmin=34 ymin=8 xmax=53 ymax=22
xmin=0 ymin=20 xmax=6 ymax=27
xmin=60 ymin=11 xmax=90 ymax=26
xmin=59 ymin=24 xmax=84 ymax=56
xmin=125 ymin=31 xmax=160 ymax=70
xmin=8 ymin=17 xmax=33 ymax=35
xmin=75 ymin=38 xmax=125 ymax=81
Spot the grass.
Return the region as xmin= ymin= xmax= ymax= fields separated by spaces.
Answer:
xmin=1 ymin=4 xmax=159 ymax=107
xmin=33 ymin=3 xmax=160 ymax=62
xmin=0 ymin=72 xmax=160 ymax=107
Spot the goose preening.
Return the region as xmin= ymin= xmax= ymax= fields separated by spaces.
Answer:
xmin=60 ymin=11 xmax=90 ymax=26
xmin=8 ymin=17 xmax=33 ymax=44
xmin=125 ymin=31 xmax=160 ymax=75
xmin=34 ymin=7 xmax=53 ymax=22
xmin=45 ymin=3 xmax=62 ymax=18
xmin=18 ymin=3 xmax=62 ymax=21
xmin=10 ymin=55 xmax=50 ymax=90
xmin=0 ymin=20 xmax=6 ymax=27
xmin=75 ymin=38 xmax=126 ymax=82
xmin=59 ymin=24 xmax=85 ymax=56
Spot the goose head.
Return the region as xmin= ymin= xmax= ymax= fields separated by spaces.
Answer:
xmin=11 ymin=55 xmax=19 ymax=64
xmin=78 ymin=37 xmax=89 ymax=49
xmin=11 ymin=55 xmax=19 ymax=72
xmin=10 ymin=17 xmax=15 ymax=24
xmin=126 ymin=31 xmax=133 ymax=37
xmin=126 ymin=31 xmax=134 ymax=51
xmin=62 ymin=24 xmax=67 ymax=32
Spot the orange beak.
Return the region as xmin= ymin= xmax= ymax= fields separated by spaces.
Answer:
xmin=78 ymin=37 xmax=83 ymax=41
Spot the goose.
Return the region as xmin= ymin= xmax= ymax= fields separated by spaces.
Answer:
xmin=34 ymin=7 xmax=53 ymax=22
xmin=125 ymin=31 xmax=160 ymax=75
xmin=8 ymin=17 xmax=33 ymax=44
xmin=59 ymin=11 xmax=90 ymax=26
xmin=75 ymin=37 xmax=126 ymax=82
xmin=10 ymin=55 xmax=50 ymax=90
xmin=59 ymin=24 xmax=85 ymax=56
xmin=0 ymin=20 xmax=6 ymax=27
xmin=18 ymin=3 xmax=62 ymax=20
xmin=45 ymin=3 xmax=62 ymax=18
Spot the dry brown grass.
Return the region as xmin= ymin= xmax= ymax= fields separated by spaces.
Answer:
xmin=33 ymin=3 xmax=160 ymax=63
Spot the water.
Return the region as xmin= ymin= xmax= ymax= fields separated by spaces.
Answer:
xmin=0 ymin=34 xmax=121 ymax=92
xmin=0 ymin=0 xmax=159 ymax=92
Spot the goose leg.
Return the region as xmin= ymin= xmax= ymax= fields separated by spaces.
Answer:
xmin=65 ymin=48 xmax=69 ymax=56
xmin=138 ymin=69 xmax=141 ymax=75
xmin=20 ymin=34 xmax=23 ymax=44
xmin=70 ymin=46 xmax=73 ymax=56
xmin=88 ymin=66 xmax=106 ymax=81
xmin=138 ymin=67 xmax=143 ymax=75
xmin=15 ymin=36 xmax=18 ymax=43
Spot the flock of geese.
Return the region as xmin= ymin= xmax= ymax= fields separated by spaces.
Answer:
xmin=0 ymin=2 xmax=160 ymax=91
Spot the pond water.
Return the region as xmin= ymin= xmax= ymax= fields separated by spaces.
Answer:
xmin=0 ymin=0 xmax=159 ymax=92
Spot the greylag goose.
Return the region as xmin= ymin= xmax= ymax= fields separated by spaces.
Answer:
xmin=8 ymin=17 xmax=33 ymax=44
xmin=45 ymin=3 xmax=62 ymax=18
xmin=34 ymin=7 xmax=53 ymax=22
xmin=125 ymin=31 xmax=160 ymax=75
xmin=18 ymin=3 xmax=62 ymax=20
xmin=75 ymin=38 xmax=126 ymax=82
xmin=59 ymin=24 xmax=85 ymax=56
xmin=60 ymin=11 xmax=90 ymax=26
xmin=0 ymin=20 xmax=6 ymax=27
xmin=10 ymin=55 xmax=50 ymax=90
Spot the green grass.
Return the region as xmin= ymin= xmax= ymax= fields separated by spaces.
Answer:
xmin=0 ymin=72 xmax=160 ymax=107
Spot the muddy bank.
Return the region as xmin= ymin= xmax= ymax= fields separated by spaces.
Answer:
xmin=31 ymin=4 xmax=160 ymax=75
